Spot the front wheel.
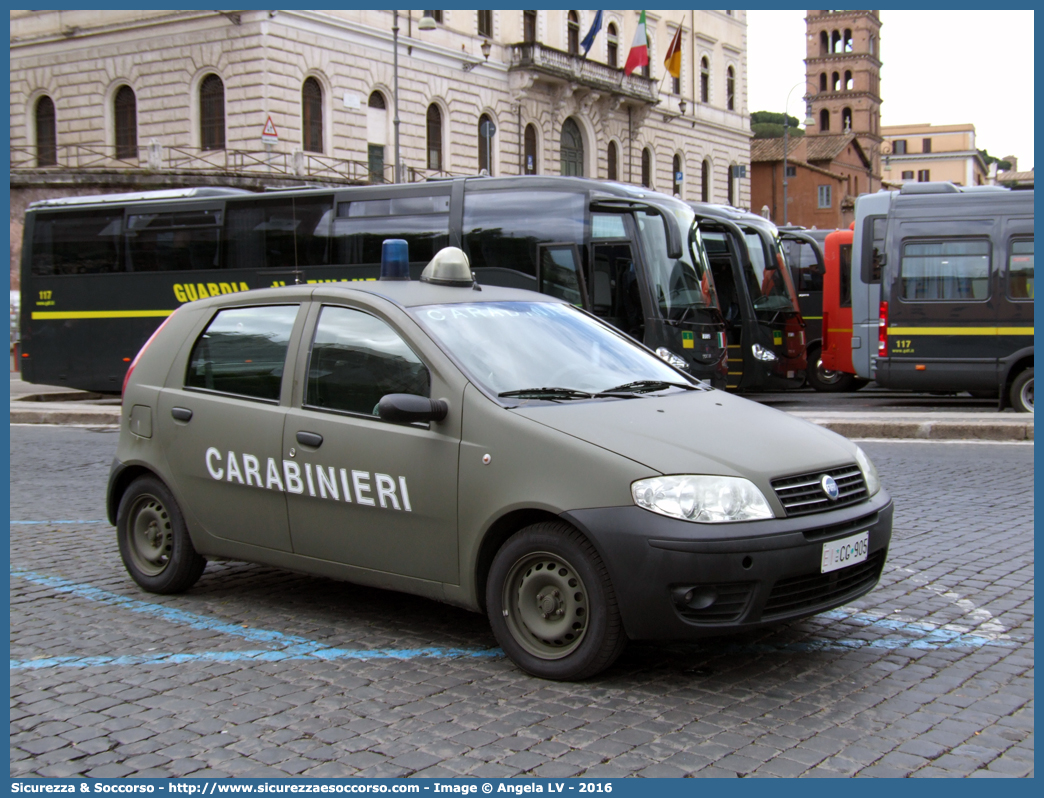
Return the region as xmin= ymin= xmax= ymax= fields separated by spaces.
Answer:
xmin=117 ymin=475 xmax=206 ymax=594
xmin=1010 ymin=368 xmax=1033 ymax=413
xmin=806 ymin=345 xmax=864 ymax=392
xmin=486 ymin=522 xmax=626 ymax=680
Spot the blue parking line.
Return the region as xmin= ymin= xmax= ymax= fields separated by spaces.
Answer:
xmin=10 ymin=569 xmax=1017 ymax=672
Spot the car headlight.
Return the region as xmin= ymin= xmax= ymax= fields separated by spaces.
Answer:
xmin=751 ymin=343 xmax=777 ymax=362
xmin=853 ymin=445 xmax=881 ymax=497
xmin=632 ymin=475 xmax=775 ymax=523
xmin=655 ymin=347 xmax=690 ymax=370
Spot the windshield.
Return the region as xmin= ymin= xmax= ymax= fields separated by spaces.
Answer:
xmin=411 ymin=301 xmax=693 ymax=398
xmin=636 ymin=206 xmax=715 ymax=321
xmin=742 ymin=228 xmax=799 ymax=313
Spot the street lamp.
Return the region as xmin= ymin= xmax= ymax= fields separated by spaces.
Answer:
xmin=393 ymin=10 xmax=401 ymax=183
xmin=782 ymin=82 xmax=815 ymax=226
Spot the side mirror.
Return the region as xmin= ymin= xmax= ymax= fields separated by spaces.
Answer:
xmin=377 ymin=394 xmax=449 ymax=424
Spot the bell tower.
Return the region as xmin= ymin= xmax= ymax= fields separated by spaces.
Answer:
xmin=804 ymin=10 xmax=882 ymax=187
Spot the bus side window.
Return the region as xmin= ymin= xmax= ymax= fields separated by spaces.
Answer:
xmin=900 ymin=239 xmax=990 ymax=301
xmin=861 ymin=215 xmax=886 ymax=284
xmin=332 ymin=196 xmax=450 ymax=267
xmin=226 ymin=196 xmax=333 ymax=270
xmin=839 ymin=243 xmax=853 ymax=307
xmin=1007 ymin=239 xmax=1034 ymax=300
xmin=126 ymin=211 xmax=221 ymax=272
xmin=32 ymin=210 xmax=124 ymax=275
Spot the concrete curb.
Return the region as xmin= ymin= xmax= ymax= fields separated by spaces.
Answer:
xmin=797 ymin=418 xmax=1033 ymax=442
xmin=10 ymin=404 xmax=122 ymax=426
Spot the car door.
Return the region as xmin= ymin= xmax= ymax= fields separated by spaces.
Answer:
xmin=158 ymin=303 xmax=303 ymax=552
xmin=282 ymin=302 xmax=461 ymax=584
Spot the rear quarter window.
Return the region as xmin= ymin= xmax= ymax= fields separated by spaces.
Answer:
xmin=185 ymin=305 xmax=299 ymax=401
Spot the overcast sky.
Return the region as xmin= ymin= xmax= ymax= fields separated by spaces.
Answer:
xmin=746 ymin=10 xmax=1034 ymax=171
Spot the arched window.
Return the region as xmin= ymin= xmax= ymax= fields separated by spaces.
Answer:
xmin=831 ymin=30 xmax=841 ymax=53
xmin=478 ymin=10 xmax=492 ymax=38
xmin=367 ymin=92 xmax=388 ymax=182
xmin=607 ymin=23 xmax=618 ymax=68
xmin=727 ymin=163 xmax=735 ymax=206
xmin=819 ymin=72 xmax=827 ymax=92
xmin=35 ymin=95 xmax=57 ymax=167
xmin=820 ymin=108 xmax=830 ymax=132
xmin=843 ymin=29 xmax=853 ymax=52
xmin=819 ymin=30 xmax=829 ymax=56
xmin=114 ymin=85 xmax=137 ymax=161
xmin=700 ymin=57 xmax=709 ymax=103
xmin=478 ymin=113 xmax=495 ymax=175
xmin=199 ymin=74 xmax=225 ymax=151
xmin=832 ymin=71 xmax=840 ymax=92
xmin=844 ymin=70 xmax=853 ymax=91
xmin=560 ymin=117 xmax=583 ymax=176
xmin=842 ymin=107 xmax=853 ymax=133
xmin=607 ymin=140 xmax=618 ymax=181
xmin=426 ymin=104 xmax=443 ymax=171
xmin=302 ymin=78 xmax=323 ymax=153
xmin=641 ymin=147 xmax=652 ymax=188
xmin=701 ymin=158 xmax=710 ymax=202
xmin=523 ymin=10 xmax=537 ymax=43
xmin=672 ymin=153 xmax=682 ymax=196
xmin=726 ymin=67 xmax=735 ymax=111
xmin=567 ymin=11 xmax=580 ymax=55
xmin=524 ymin=124 xmax=538 ymax=174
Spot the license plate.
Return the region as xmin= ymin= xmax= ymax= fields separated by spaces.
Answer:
xmin=821 ymin=531 xmax=869 ymax=573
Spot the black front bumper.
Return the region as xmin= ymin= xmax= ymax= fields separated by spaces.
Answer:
xmin=563 ymin=489 xmax=892 ymax=641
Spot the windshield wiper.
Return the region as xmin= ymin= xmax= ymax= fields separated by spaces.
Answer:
xmin=599 ymin=379 xmax=701 ymax=395
xmin=498 ymin=387 xmax=594 ymax=401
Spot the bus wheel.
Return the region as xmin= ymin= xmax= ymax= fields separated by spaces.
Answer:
xmin=1010 ymin=368 xmax=1033 ymax=413
xmin=807 ymin=346 xmax=861 ymax=392
xmin=486 ymin=522 xmax=626 ymax=680
xmin=117 ymin=476 xmax=207 ymax=594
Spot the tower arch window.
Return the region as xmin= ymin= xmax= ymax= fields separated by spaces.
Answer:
xmin=641 ymin=147 xmax=652 ymax=188
xmin=844 ymin=70 xmax=853 ymax=91
xmin=700 ymin=57 xmax=710 ymax=103
xmin=607 ymin=23 xmax=618 ymax=67
xmin=567 ymin=11 xmax=580 ymax=55
xmin=820 ymin=109 xmax=830 ymax=132
xmin=819 ymin=72 xmax=827 ymax=92
xmin=832 ymin=71 xmax=840 ymax=92
xmin=35 ymin=95 xmax=57 ymax=167
xmin=114 ymin=85 xmax=137 ymax=161
xmin=427 ymin=104 xmax=443 ymax=171
xmin=842 ymin=107 xmax=853 ymax=133
xmin=607 ymin=140 xmax=618 ymax=181
xmin=831 ymin=30 xmax=841 ymax=53
xmin=843 ymin=29 xmax=853 ymax=52
xmin=819 ymin=30 xmax=829 ymax=56
xmin=524 ymin=123 xmax=538 ymax=174
xmin=672 ymin=153 xmax=682 ymax=196
xmin=302 ymin=77 xmax=323 ymax=153
xmin=726 ymin=67 xmax=735 ymax=111
xmin=701 ymin=158 xmax=710 ymax=202
xmin=560 ymin=117 xmax=583 ymax=176
xmin=478 ymin=113 xmax=495 ymax=175
xmin=523 ymin=10 xmax=536 ymax=43
xmin=199 ymin=74 xmax=225 ymax=151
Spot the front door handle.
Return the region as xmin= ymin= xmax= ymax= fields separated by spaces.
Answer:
xmin=171 ymin=407 xmax=193 ymax=422
xmin=296 ymin=431 xmax=323 ymax=448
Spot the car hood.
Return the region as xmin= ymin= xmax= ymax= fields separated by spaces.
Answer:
xmin=511 ymin=389 xmax=858 ymax=484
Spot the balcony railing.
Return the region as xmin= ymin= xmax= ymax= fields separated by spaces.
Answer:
xmin=508 ymin=42 xmax=658 ymax=105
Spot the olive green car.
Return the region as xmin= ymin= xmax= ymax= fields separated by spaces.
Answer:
xmin=109 ymin=248 xmax=893 ymax=680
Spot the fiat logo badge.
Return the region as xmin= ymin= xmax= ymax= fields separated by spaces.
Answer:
xmin=820 ymin=475 xmax=840 ymax=501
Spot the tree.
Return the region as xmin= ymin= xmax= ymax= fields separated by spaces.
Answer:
xmin=978 ymin=148 xmax=1013 ymax=172
xmin=751 ymin=111 xmax=805 ymax=140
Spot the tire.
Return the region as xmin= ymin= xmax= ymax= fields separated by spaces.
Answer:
xmin=1010 ymin=368 xmax=1033 ymax=413
xmin=486 ymin=521 xmax=627 ymax=680
xmin=806 ymin=345 xmax=862 ymax=393
xmin=117 ymin=475 xmax=206 ymax=594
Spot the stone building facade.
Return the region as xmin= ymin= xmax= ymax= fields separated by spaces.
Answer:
xmin=9 ymin=9 xmax=753 ymax=286
xmin=881 ymin=123 xmax=987 ymax=187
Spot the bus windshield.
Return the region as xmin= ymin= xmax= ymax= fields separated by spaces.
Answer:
xmin=742 ymin=229 xmax=799 ymax=313
xmin=636 ymin=205 xmax=715 ymax=321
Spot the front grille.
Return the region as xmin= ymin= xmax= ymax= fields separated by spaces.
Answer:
xmin=676 ymin=582 xmax=754 ymax=624
xmin=802 ymin=511 xmax=880 ymax=543
xmin=771 ymin=464 xmax=868 ymax=516
xmin=762 ymin=550 xmax=885 ymax=619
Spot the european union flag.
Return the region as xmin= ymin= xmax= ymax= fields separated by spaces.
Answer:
xmin=581 ymin=10 xmax=603 ymax=57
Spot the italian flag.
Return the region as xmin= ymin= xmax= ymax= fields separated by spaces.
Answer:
xmin=623 ymin=10 xmax=649 ymax=75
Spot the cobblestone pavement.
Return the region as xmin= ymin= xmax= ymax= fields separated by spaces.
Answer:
xmin=10 ymin=426 xmax=1034 ymax=778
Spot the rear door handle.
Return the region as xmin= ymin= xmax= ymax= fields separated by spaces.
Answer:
xmin=171 ymin=407 xmax=193 ymax=422
xmin=296 ymin=431 xmax=323 ymax=448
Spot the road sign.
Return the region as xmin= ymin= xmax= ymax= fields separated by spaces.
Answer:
xmin=480 ymin=120 xmax=496 ymax=139
xmin=262 ymin=116 xmax=279 ymax=144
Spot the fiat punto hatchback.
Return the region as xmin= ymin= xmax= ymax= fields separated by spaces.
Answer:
xmin=109 ymin=247 xmax=893 ymax=680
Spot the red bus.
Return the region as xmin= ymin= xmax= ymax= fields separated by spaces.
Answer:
xmin=816 ymin=228 xmax=868 ymax=392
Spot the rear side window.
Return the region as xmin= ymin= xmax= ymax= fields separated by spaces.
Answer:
xmin=31 ymin=210 xmax=123 ymax=276
xmin=1007 ymin=239 xmax=1033 ymax=300
xmin=900 ymin=239 xmax=990 ymax=301
xmin=126 ymin=209 xmax=221 ymax=272
xmin=225 ymin=196 xmax=333 ymax=270
xmin=186 ymin=305 xmax=299 ymax=401
xmin=306 ymin=306 xmax=429 ymax=416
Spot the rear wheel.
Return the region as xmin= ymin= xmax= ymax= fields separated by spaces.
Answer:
xmin=1010 ymin=368 xmax=1033 ymax=413
xmin=117 ymin=476 xmax=206 ymax=594
xmin=806 ymin=345 xmax=864 ymax=392
xmin=486 ymin=522 xmax=626 ymax=680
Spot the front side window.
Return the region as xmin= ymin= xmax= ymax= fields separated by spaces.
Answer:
xmin=411 ymin=301 xmax=687 ymax=398
xmin=900 ymin=239 xmax=991 ymax=301
xmin=1008 ymin=239 xmax=1034 ymax=300
xmin=186 ymin=305 xmax=299 ymax=401
xmin=818 ymin=185 xmax=832 ymax=208
xmin=741 ymin=230 xmax=797 ymax=312
xmin=307 ymin=306 xmax=429 ymax=416
xmin=636 ymin=206 xmax=715 ymax=321
xmin=225 ymin=196 xmax=334 ymax=270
